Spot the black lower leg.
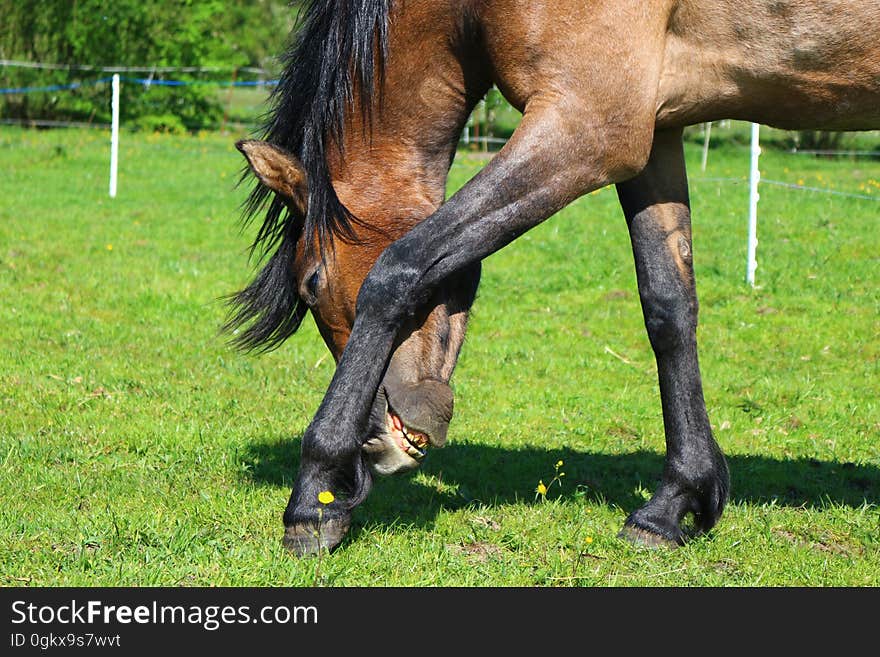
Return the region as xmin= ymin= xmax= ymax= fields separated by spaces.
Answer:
xmin=282 ymin=308 xmax=404 ymax=554
xmin=615 ymin=130 xmax=729 ymax=546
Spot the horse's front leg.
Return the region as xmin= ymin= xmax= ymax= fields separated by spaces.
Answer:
xmin=283 ymin=97 xmax=656 ymax=555
xmin=615 ymin=128 xmax=730 ymax=547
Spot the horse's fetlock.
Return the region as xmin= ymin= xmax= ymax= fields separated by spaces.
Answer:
xmin=671 ymin=450 xmax=730 ymax=525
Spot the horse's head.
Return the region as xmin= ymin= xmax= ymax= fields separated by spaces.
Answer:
xmin=235 ymin=140 xmax=479 ymax=476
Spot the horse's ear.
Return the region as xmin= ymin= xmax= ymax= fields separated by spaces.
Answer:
xmin=236 ymin=140 xmax=308 ymax=214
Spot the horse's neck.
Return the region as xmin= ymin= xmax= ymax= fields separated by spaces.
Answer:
xmin=330 ymin=0 xmax=491 ymax=233
xmin=329 ymin=136 xmax=450 ymax=233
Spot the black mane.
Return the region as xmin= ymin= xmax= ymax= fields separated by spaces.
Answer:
xmin=226 ymin=0 xmax=392 ymax=352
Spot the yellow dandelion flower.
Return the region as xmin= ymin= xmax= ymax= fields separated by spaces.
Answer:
xmin=106 ymin=244 xmax=113 ymax=251
xmin=535 ymin=481 xmax=547 ymax=496
xmin=317 ymin=491 xmax=335 ymax=505
xmin=585 ymin=536 xmax=594 ymax=544
xmin=556 ymin=460 xmax=564 ymax=468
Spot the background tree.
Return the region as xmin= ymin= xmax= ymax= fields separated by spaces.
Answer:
xmin=0 ymin=0 xmax=297 ymax=130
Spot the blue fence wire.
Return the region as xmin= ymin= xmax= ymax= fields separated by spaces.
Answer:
xmin=0 ymin=76 xmax=277 ymax=94
xmin=0 ymin=58 xmax=269 ymax=75
xmin=0 ymin=77 xmax=113 ymax=94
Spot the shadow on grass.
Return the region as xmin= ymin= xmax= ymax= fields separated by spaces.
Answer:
xmin=238 ymin=434 xmax=878 ymax=539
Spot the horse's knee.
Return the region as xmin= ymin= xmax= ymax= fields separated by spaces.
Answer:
xmin=356 ymin=241 xmax=426 ymax=322
xmin=640 ymin=288 xmax=696 ymax=354
xmin=633 ymin=231 xmax=699 ymax=353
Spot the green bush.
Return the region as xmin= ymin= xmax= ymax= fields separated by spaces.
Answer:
xmin=131 ymin=112 xmax=188 ymax=135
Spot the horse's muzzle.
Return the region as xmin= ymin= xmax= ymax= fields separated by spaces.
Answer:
xmin=362 ymin=377 xmax=454 ymax=475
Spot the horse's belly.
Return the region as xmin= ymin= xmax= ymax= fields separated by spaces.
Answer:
xmin=656 ymin=0 xmax=880 ymax=131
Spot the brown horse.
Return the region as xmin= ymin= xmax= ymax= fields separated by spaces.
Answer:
xmin=228 ymin=0 xmax=880 ymax=555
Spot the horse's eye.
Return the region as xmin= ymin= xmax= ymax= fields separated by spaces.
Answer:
xmin=302 ymin=268 xmax=321 ymax=306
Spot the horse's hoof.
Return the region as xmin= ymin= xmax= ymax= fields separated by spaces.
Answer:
xmin=618 ymin=523 xmax=682 ymax=549
xmin=283 ymin=517 xmax=350 ymax=556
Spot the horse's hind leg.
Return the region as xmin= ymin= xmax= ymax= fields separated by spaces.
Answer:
xmin=615 ymin=128 xmax=729 ymax=547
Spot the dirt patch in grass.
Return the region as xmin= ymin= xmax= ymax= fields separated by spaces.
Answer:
xmin=447 ymin=541 xmax=505 ymax=562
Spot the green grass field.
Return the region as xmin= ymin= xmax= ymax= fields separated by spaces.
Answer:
xmin=1 ymin=125 xmax=878 ymax=586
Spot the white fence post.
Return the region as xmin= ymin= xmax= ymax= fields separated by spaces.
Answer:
xmin=109 ymin=73 xmax=120 ymax=198
xmin=701 ymin=121 xmax=712 ymax=172
xmin=746 ymin=122 xmax=760 ymax=286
